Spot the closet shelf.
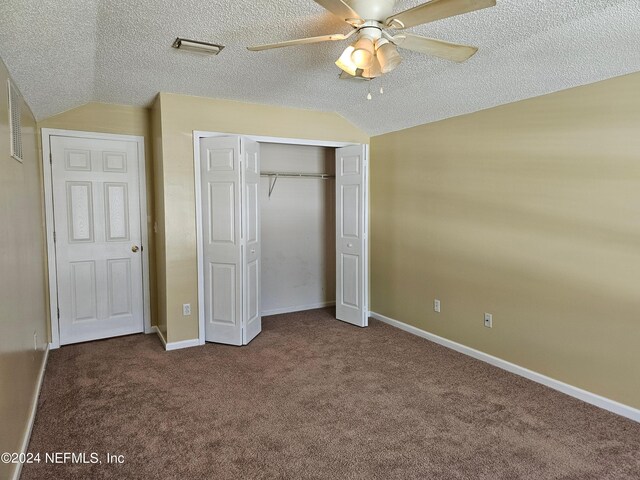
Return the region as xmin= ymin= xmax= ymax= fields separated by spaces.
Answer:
xmin=260 ymin=172 xmax=335 ymax=197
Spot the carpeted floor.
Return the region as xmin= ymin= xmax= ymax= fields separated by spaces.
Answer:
xmin=23 ymin=308 xmax=640 ymax=479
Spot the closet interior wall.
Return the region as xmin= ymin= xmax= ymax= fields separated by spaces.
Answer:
xmin=259 ymin=143 xmax=336 ymax=315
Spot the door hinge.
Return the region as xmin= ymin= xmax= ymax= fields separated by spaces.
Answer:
xmin=49 ymin=152 xmax=52 ymax=164
xmin=53 ymin=231 xmax=56 ymax=243
xmin=57 ymin=307 xmax=60 ymax=319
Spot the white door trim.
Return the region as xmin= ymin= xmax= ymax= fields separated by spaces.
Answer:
xmin=193 ymin=131 xmax=368 ymax=346
xmin=41 ymin=128 xmax=152 ymax=349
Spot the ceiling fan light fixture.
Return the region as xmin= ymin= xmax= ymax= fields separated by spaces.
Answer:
xmin=376 ymin=39 xmax=402 ymax=73
xmin=336 ymin=45 xmax=359 ymax=76
xmin=351 ymin=37 xmax=375 ymax=69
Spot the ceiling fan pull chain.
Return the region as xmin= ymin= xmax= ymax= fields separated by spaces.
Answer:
xmin=367 ymin=80 xmax=372 ymax=100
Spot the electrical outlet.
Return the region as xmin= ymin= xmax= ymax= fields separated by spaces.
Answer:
xmin=183 ymin=304 xmax=191 ymax=316
xmin=484 ymin=313 xmax=493 ymax=328
xmin=434 ymin=299 xmax=441 ymax=313
xmin=33 ymin=331 xmax=37 ymax=351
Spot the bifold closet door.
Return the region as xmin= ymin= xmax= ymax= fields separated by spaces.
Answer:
xmin=335 ymin=145 xmax=368 ymax=327
xmin=242 ymin=138 xmax=262 ymax=344
xmin=200 ymin=136 xmax=261 ymax=346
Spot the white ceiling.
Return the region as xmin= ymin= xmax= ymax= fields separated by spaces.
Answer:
xmin=1 ymin=0 xmax=639 ymax=135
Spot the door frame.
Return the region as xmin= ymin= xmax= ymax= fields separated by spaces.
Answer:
xmin=41 ymin=128 xmax=152 ymax=349
xmin=193 ymin=131 xmax=368 ymax=345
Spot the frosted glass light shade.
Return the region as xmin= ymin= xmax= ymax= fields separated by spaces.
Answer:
xmin=377 ymin=40 xmax=402 ymax=73
xmin=336 ymin=46 xmax=359 ymax=76
xmin=351 ymin=37 xmax=375 ymax=69
xmin=362 ymin=56 xmax=383 ymax=79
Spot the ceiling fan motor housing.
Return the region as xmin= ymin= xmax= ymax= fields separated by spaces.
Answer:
xmin=357 ymin=24 xmax=383 ymax=42
xmin=348 ymin=0 xmax=397 ymax=22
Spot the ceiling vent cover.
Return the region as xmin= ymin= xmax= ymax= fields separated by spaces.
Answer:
xmin=172 ymin=37 xmax=224 ymax=55
xmin=7 ymin=79 xmax=23 ymax=162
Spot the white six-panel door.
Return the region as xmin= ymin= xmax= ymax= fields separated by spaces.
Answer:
xmin=200 ymin=136 xmax=262 ymax=345
xmin=336 ymin=145 xmax=368 ymax=327
xmin=51 ymin=135 xmax=144 ymax=345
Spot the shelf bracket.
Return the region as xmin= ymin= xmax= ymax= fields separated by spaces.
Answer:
xmin=268 ymin=174 xmax=278 ymax=198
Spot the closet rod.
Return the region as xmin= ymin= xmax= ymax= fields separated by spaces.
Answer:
xmin=260 ymin=172 xmax=335 ymax=198
xmin=260 ymin=172 xmax=335 ymax=179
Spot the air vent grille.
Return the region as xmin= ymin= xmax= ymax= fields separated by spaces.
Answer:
xmin=8 ymin=79 xmax=23 ymax=162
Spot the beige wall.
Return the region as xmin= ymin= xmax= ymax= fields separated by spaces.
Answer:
xmin=371 ymin=72 xmax=640 ymax=409
xmin=155 ymin=93 xmax=368 ymax=342
xmin=0 ymin=58 xmax=49 ymax=480
xmin=38 ymin=102 xmax=157 ymax=331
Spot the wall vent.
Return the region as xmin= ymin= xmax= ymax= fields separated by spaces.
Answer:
xmin=7 ymin=79 xmax=23 ymax=162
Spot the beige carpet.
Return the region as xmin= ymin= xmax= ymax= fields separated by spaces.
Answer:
xmin=23 ymin=308 xmax=640 ymax=479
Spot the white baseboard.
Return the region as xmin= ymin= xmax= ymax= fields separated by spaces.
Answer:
xmin=151 ymin=325 xmax=167 ymax=348
xmin=12 ymin=345 xmax=50 ymax=480
xmin=262 ymin=301 xmax=336 ymax=317
xmin=369 ymin=311 xmax=640 ymax=423
xmin=150 ymin=326 xmax=199 ymax=351
xmin=165 ymin=338 xmax=200 ymax=351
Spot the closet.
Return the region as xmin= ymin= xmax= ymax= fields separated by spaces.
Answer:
xmin=260 ymin=143 xmax=336 ymax=316
xmin=197 ymin=135 xmax=368 ymax=346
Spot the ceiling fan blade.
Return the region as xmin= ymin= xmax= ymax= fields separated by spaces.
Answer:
xmin=386 ymin=0 xmax=496 ymax=29
xmin=395 ymin=34 xmax=478 ymax=62
xmin=314 ymin=0 xmax=364 ymax=26
xmin=247 ymin=33 xmax=348 ymax=51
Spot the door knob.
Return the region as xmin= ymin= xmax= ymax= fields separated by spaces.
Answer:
xmin=131 ymin=245 xmax=140 ymax=253
xmin=347 ymin=243 xmax=353 ymax=248
xmin=250 ymin=248 xmax=256 ymax=254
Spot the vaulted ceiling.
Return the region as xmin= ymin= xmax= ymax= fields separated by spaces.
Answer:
xmin=1 ymin=0 xmax=639 ymax=135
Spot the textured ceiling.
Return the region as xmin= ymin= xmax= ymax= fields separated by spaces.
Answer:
xmin=1 ymin=0 xmax=639 ymax=135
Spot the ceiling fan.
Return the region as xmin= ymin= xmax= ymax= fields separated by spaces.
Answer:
xmin=247 ymin=0 xmax=496 ymax=79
